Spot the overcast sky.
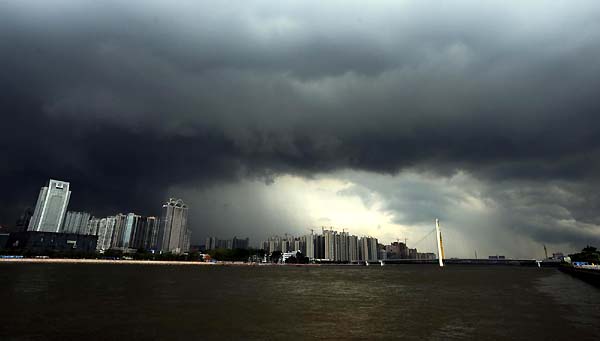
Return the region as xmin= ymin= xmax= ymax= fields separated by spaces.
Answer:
xmin=2 ymin=1 xmax=600 ymax=257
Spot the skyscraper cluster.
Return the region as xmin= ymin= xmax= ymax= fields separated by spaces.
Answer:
xmin=100 ymin=213 xmax=162 ymax=252
xmin=24 ymin=179 xmax=191 ymax=254
xmin=262 ymin=228 xmax=380 ymax=262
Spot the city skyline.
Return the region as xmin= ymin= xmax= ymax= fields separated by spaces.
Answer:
xmin=2 ymin=1 xmax=600 ymax=259
xmin=0 ymin=176 xmax=577 ymax=258
xmin=9 ymin=178 xmax=191 ymax=255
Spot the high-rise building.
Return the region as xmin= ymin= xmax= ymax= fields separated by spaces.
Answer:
xmin=121 ymin=213 xmax=141 ymax=250
xmin=158 ymin=198 xmax=190 ymax=254
xmin=232 ymin=236 xmax=249 ymax=249
xmin=314 ymin=234 xmax=325 ymax=259
xmin=349 ymin=235 xmax=359 ymax=261
xmin=143 ymin=217 xmax=160 ymax=250
xmin=304 ymin=233 xmax=315 ymax=260
xmin=129 ymin=215 xmax=146 ymax=250
xmin=205 ymin=237 xmax=216 ymax=251
xmin=205 ymin=236 xmax=250 ymax=251
xmin=110 ymin=213 xmax=127 ymax=249
xmin=87 ymin=217 xmax=101 ymax=236
xmin=281 ymin=239 xmax=289 ymax=253
xmin=339 ymin=232 xmax=349 ymax=262
xmin=96 ymin=216 xmax=116 ymax=251
xmin=125 ymin=215 xmax=160 ymax=251
xmin=359 ymin=236 xmax=379 ymax=261
xmin=28 ymin=179 xmax=71 ymax=233
xmin=62 ymin=211 xmax=91 ymax=234
xmin=323 ymin=229 xmax=336 ymax=261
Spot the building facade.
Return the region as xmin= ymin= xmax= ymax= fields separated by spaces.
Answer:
xmin=28 ymin=179 xmax=71 ymax=233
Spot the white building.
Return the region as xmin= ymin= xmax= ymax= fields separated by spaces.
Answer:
xmin=96 ymin=216 xmax=116 ymax=251
xmin=28 ymin=179 xmax=71 ymax=233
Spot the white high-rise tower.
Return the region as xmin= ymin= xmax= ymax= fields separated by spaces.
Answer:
xmin=28 ymin=179 xmax=71 ymax=233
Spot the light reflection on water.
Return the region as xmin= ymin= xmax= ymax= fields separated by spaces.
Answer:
xmin=0 ymin=264 xmax=599 ymax=340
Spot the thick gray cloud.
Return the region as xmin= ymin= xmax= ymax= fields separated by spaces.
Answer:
xmin=1 ymin=1 xmax=600 ymax=255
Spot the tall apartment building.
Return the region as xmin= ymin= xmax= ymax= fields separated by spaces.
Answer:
xmin=62 ymin=211 xmax=91 ymax=234
xmin=349 ymin=235 xmax=359 ymax=261
xmin=339 ymin=232 xmax=350 ymax=262
xmin=323 ymin=229 xmax=336 ymax=261
xmin=143 ymin=216 xmax=160 ymax=250
xmin=205 ymin=236 xmax=216 ymax=250
xmin=129 ymin=216 xmax=160 ymax=250
xmin=158 ymin=198 xmax=190 ymax=254
xmin=304 ymin=233 xmax=315 ymax=260
xmin=87 ymin=217 xmax=101 ymax=236
xmin=121 ymin=213 xmax=141 ymax=250
xmin=110 ymin=213 xmax=128 ymax=249
xmin=28 ymin=179 xmax=71 ymax=233
xmin=205 ymin=236 xmax=249 ymax=250
xmin=359 ymin=236 xmax=379 ymax=261
xmin=314 ymin=234 xmax=325 ymax=259
xmin=96 ymin=216 xmax=116 ymax=251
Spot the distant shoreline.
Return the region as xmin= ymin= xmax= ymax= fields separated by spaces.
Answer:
xmin=0 ymin=258 xmax=330 ymax=266
xmin=0 ymin=258 xmax=227 ymax=266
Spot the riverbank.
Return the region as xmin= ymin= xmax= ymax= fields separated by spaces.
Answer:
xmin=559 ymin=265 xmax=600 ymax=286
xmin=0 ymin=258 xmax=219 ymax=266
xmin=0 ymin=258 xmax=328 ymax=266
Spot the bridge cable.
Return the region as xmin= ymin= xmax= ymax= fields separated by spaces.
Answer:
xmin=412 ymin=228 xmax=436 ymax=247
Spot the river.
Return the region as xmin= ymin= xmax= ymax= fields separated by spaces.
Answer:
xmin=1 ymin=263 xmax=598 ymax=340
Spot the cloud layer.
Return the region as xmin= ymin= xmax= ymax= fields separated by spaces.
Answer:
xmin=1 ymin=1 xmax=600 ymax=256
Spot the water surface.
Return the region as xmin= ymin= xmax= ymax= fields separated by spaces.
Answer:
xmin=1 ymin=264 xmax=599 ymax=340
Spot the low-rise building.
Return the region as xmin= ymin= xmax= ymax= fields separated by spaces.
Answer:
xmin=4 ymin=231 xmax=97 ymax=254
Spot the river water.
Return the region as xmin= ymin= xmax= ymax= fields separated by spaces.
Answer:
xmin=1 ymin=264 xmax=599 ymax=340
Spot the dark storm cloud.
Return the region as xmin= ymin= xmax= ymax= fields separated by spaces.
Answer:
xmin=1 ymin=1 xmax=600 ymax=250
